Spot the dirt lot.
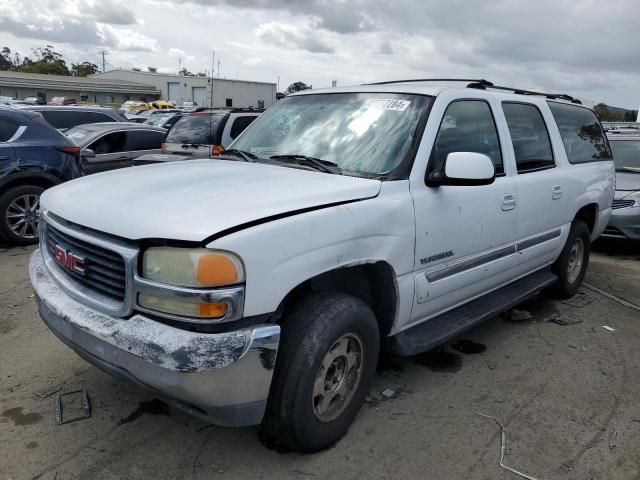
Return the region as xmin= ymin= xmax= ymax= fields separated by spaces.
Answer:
xmin=1 ymin=239 xmax=639 ymax=480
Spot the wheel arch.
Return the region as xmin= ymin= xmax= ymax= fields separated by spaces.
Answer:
xmin=0 ymin=172 xmax=62 ymax=193
xmin=573 ymin=203 xmax=598 ymax=234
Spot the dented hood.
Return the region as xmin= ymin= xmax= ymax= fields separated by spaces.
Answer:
xmin=41 ymin=159 xmax=381 ymax=242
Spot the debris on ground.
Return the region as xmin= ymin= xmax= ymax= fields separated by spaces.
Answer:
xmin=34 ymin=385 xmax=62 ymax=399
xmin=55 ymin=390 xmax=91 ymax=425
xmin=475 ymin=412 xmax=540 ymax=480
xmin=609 ymin=430 xmax=617 ymax=450
xmin=546 ymin=316 xmax=582 ymax=326
xmin=485 ymin=359 xmax=497 ymax=371
xmin=381 ymin=388 xmax=395 ymax=398
xmin=562 ymin=292 xmax=593 ymax=308
xmin=506 ymin=309 xmax=533 ymax=323
xmin=602 ymin=325 xmax=615 ymax=332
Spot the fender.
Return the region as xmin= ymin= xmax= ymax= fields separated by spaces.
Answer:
xmin=0 ymin=169 xmax=64 ymax=191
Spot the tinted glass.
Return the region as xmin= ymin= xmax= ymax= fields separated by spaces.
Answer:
xmin=40 ymin=110 xmax=114 ymax=129
xmin=230 ymin=116 xmax=256 ymax=139
xmin=609 ymin=139 xmax=640 ymax=171
xmin=232 ymin=93 xmax=431 ymax=175
xmin=126 ymin=130 xmax=165 ymax=151
xmin=89 ymin=132 xmax=126 ymax=154
xmin=503 ymin=103 xmax=555 ymax=172
xmin=0 ymin=118 xmax=20 ymax=141
xmin=431 ymin=100 xmax=503 ymax=175
xmin=65 ymin=126 xmax=97 ymax=145
xmin=547 ymin=102 xmax=612 ymax=163
xmin=166 ymin=114 xmax=225 ymax=145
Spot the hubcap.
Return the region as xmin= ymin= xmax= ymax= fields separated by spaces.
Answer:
xmin=312 ymin=333 xmax=364 ymax=423
xmin=567 ymin=237 xmax=584 ymax=284
xmin=6 ymin=194 xmax=40 ymax=240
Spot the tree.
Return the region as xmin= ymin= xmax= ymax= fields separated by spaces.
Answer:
xmin=285 ymin=81 xmax=311 ymax=95
xmin=0 ymin=47 xmax=13 ymax=71
xmin=179 ymin=67 xmax=194 ymax=76
xmin=71 ymin=61 xmax=99 ymax=77
xmin=18 ymin=45 xmax=69 ymax=75
xmin=593 ymin=103 xmax=610 ymax=121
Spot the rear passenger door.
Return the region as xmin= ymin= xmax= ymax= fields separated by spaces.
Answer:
xmin=82 ymin=131 xmax=129 ymax=175
xmin=125 ymin=130 xmax=165 ymax=160
xmin=0 ymin=118 xmax=18 ymax=167
xmin=500 ymin=102 xmax=568 ymax=273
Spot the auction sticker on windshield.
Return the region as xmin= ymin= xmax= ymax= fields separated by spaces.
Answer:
xmin=363 ymin=99 xmax=411 ymax=112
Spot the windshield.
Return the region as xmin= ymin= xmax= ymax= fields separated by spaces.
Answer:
xmin=231 ymin=93 xmax=432 ymax=176
xmin=610 ymin=139 xmax=640 ymax=171
xmin=166 ymin=114 xmax=225 ymax=144
xmin=144 ymin=113 xmax=173 ymax=126
xmin=65 ymin=126 xmax=98 ymax=145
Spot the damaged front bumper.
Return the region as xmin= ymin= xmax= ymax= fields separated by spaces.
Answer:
xmin=29 ymin=249 xmax=280 ymax=427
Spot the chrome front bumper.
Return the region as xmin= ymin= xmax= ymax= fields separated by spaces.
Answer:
xmin=29 ymin=250 xmax=280 ymax=427
xmin=602 ymin=207 xmax=640 ymax=240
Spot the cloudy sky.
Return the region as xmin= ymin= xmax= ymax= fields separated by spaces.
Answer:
xmin=0 ymin=0 xmax=639 ymax=107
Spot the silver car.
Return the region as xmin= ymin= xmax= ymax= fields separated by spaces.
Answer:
xmin=603 ymin=131 xmax=640 ymax=240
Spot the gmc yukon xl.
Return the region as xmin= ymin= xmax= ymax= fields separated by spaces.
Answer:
xmin=29 ymin=79 xmax=615 ymax=452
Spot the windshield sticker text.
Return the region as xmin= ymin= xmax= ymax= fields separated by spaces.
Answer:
xmin=363 ymin=99 xmax=411 ymax=112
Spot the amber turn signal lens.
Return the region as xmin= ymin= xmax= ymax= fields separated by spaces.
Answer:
xmin=199 ymin=302 xmax=228 ymax=318
xmin=212 ymin=144 xmax=224 ymax=155
xmin=197 ymin=254 xmax=239 ymax=286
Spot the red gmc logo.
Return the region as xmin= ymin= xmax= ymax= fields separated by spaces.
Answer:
xmin=53 ymin=244 xmax=85 ymax=275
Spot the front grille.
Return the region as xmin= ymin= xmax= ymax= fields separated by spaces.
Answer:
xmin=44 ymin=223 xmax=126 ymax=301
xmin=612 ymin=199 xmax=635 ymax=210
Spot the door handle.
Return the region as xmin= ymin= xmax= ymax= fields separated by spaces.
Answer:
xmin=502 ymin=194 xmax=517 ymax=211
xmin=552 ymin=185 xmax=563 ymax=200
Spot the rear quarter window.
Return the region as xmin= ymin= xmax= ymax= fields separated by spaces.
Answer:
xmin=0 ymin=118 xmax=20 ymax=142
xmin=230 ymin=115 xmax=257 ymax=139
xmin=547 ymin=102 xmax=612 ymax=163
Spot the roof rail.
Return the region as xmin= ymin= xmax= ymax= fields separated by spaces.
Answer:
xmin=363 ymin=78 xmax=582 ymax=104
xmin=365 ymin=78 xmax=494 ymax=87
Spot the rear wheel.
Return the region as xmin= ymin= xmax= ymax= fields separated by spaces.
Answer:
xmin=0 ymin=185 xmax=43 ymax=245
xmin=552 ymin=220 xmax=591 ymax=298
xmin=262 ymin=292 xmax=379 ymax=453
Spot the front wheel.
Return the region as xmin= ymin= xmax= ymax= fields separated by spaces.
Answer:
xmin=0 ymin=185 xmax=44 ymax=245
xmin=552 ymin=220 xmax=591 ymax=298
xmin=262 ymin=292 xmax=380 ymax=453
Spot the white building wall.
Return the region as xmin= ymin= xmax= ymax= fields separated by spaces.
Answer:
xmin=92 ymin=70 xmax=276 ymax=108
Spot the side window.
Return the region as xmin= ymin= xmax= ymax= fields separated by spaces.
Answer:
xmin=503 ymin=103 xmax=555 ymax=173
xmin=40 ymin=110 xmax=73 ymax=129
xmin=90 ymin=132 xmax=126 ymax=154
xmin=547 ymin=102 xmax=612 ymax=163
xmin=430 ymin=100 xmax=503 ymax=175
xmin=74 ymin=112 xmax=114 ymax=125
xmin=230 ymin=116 xmax=257 ymax=139
xmin=0 ymin=118 xmax=20 ymax=142
xmin=126 ymin=130 xmax=165 ymax=151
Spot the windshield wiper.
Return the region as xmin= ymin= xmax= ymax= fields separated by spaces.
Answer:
xmin=270 ymin=154 xmax=340 ymax=174
xmin=219 ymin=149 xmax=257 ymax=162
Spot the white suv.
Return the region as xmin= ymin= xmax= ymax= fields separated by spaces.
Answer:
xmin=29 ymin=79 xmax=615 ymax=452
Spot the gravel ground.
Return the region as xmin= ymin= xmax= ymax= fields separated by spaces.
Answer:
xmin=1 ymin=239 xmax=639 ymax=480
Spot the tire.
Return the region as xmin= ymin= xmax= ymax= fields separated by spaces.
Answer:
xmin=552 ymin=220 xmax=591 ymax=298
xmin=262 ymin=292 xmax=380 ymax=453
xmin=0 ymin=185 xmax=44 ymax=245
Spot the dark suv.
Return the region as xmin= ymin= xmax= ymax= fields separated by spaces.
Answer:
xmin=0 ymin=108 xmax=81 ymax=244
xmin=20 ymin=105 xmax=127 ymax=132
xmin=161 ymin=108 xmax=262 ymax=157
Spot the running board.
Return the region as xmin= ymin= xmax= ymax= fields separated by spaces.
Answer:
xmin=386 ymin=269 xmax=558 ymax=356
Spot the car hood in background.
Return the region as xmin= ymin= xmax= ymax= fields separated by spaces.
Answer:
xmin=41 ymin=159 xmax=382 ymax=242
xmin=615 ymin=171 xmax=640 ymax=191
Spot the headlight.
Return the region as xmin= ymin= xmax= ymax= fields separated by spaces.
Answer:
xmin=142 ymin=247 xmax=244 ymax=287
xmin=139 ymin=247 xmax=245 ymax=320
xmin=623 ymin=191 xmax=640 ymax=207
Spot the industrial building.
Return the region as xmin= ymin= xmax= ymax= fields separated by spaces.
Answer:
xmin=0 ymin=70 xmax=160 ymax=104
xmin=91 ymin=70 xmax=277 ymax=108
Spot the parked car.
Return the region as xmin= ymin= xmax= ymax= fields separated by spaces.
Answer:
xmin=29 ymin=80 xmax=614 ymax=452
xmin=23 ymin=97 xmax=46 ymax=105
xmin=161 ymin=108 xmax=262 ymax=157
xmin=48 ymin=97 xmax=77 ymax=106
xmin=0 ymin=107 xmax=81 ymax=244
xmin=65 ymin=122 xmax=166 ymax=175
xmin=601 ymin=130 xmax=640 ymax=239
xmin=125 ymin=114 xmax=148 ymax=123
xmin=21 ymin=105 xmax=128 ymax=131
xmin=143 ymin=112 xmax=183 ymax=130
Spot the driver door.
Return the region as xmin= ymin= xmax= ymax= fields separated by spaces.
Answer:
xmin=81 ymin=131 xmax=129 ymax=175
xmin=408 ymin=98 xmax=518 ymax=328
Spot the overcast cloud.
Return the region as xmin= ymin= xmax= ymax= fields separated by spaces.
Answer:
xmin=0 ymin=0 xmax=638 ymax=107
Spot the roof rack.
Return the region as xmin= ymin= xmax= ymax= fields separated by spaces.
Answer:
xmin=363 ymin=78 xmax=582 ymax=104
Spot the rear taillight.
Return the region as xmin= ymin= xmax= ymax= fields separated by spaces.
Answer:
xmin=56 ymin=146 xmax=80 ymax=157
xmin=161 ymin=143 xmax=166 ymax=154
xmin=212 ymin=145 xmax=224 ymax=156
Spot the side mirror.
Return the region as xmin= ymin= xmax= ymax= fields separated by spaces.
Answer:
xmin=427 ymin=152 xmax=496 ymax=186
xmin=81 ymin=148 xmax=95 ymax=158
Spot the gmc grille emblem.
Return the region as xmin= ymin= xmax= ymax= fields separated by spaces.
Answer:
xmin=53 ymin=244 xmax=85 ymax=275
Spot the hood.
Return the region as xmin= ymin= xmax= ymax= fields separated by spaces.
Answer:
xmin=615 ymin=171 xmax=640 ymax=191
xmin=41 ymin=159 xmax=381 ymax=242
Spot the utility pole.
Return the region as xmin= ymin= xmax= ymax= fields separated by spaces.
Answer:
xmin=217 ymin=59 xmax=221 ymax=78
xmin=209 ymin=50 xmax=215 ymax=108
xmin=178 ymin=57 xmax=182 ymax=75
xmin=99 ymin=49 xmax=109 ymax=73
